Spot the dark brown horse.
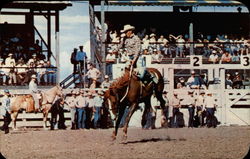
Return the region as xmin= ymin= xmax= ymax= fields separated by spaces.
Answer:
xmin=104 ymin=68 xmax=166 ymax=140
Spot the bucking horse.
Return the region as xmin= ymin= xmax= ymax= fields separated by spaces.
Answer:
xmin=104 ymin=68 xmax=166 ymax=141
xmin=10 ymin=85 xmax=63 ymax=130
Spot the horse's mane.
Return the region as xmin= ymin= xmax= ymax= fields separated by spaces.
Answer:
xmin=110 ymin=69 xmax=130 ymax=90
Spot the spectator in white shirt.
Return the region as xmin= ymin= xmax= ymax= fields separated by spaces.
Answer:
xmin=16 ymin=59 xmax=28 ymax=85
xmin=157 ymin=35 xmax=168 ymax=51
xmin=93 ymin=90 xmax=104 ymax=128
xmin=204 ymin=92 xmax=216 ymax=117
xmin=66 ymin=90 xmax=78 ymax=130
xmin=208 ymin=50 xmax=219 ymax=64
xmin=5 ymin=53 xmax=15 ymax=66
xmin=195 ymin=91 xmax=206 ymax=127
xmin=101 ymin=75 xmax=111 ymax=89
xmin=76 ymin=90 xmax=88 ymax=129
xmin=152 ymin=50 xmax=163 ymax=64
xmin=142 ymin=35 xmax=150 ymax=51
xmin=86 ymin=63 xmax=101 ymax=89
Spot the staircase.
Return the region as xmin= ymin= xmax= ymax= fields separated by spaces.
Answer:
xmin=60 ymin=73 xmax=82 ymax=89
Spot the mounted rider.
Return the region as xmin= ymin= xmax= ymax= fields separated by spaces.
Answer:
xmin=29 ymin=74 xmax=40 ymax=112
xmin=114 ymin=24 xmax=154 ymax=91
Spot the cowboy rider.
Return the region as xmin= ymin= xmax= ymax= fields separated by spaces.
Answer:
xmin=118 ymin=24 xmax=147 ymax=80
xmin=118 ymin=24 xmax=152 ymax=84
xmin=29 ymin=74 xmax=40 ymax=112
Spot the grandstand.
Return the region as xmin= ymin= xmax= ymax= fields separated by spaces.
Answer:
xmin=90 ymin=0 xmax=250 ymax=126
xmin=0 ymin=1 xmax=72 ymax=93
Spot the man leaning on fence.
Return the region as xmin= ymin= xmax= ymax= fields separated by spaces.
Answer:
xmin=0 ymin=89 xmax=11 ymax=134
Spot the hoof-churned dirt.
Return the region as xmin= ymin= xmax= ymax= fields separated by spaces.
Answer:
xmin=1 ymin=126 xmax=250 ymax=159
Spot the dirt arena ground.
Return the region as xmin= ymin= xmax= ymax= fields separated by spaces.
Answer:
xmin=0 ymin=126 xmax=250 ymax=159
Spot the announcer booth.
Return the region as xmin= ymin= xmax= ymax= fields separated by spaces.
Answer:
xmin=90 ymin=0 xmax=250 ymax=127
xmin=0 ymin=1 xmax=72 ymax=94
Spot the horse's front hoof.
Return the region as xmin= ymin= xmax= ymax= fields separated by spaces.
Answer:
xmin=122 ymin=135 xmax=127 ymax=142
xmin=111 ymin=134 xmax=116 ymax=141
xmin=13 ymin=128 xmax=18 ymax=131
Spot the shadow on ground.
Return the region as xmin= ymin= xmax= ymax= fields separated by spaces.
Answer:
xmin=121 ymin=136 xmax=186 ymax=145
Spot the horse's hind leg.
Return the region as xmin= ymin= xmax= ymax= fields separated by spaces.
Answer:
xmin=123 ymin=103 xmax=138 ymax=141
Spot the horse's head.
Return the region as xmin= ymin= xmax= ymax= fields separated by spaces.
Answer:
xmin=104 ymin=89 xmax=118 ymax=120
xmin=55 ymin=85 xmax=63 ymax=97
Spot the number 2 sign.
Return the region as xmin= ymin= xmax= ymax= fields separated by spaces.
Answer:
xmin=190 ymin=55 xmax=202 ymax=67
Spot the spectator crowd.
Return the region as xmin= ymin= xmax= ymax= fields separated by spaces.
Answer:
xmin=105 ymin=29 xmax=249 ymax=64
xmin=0 ymin=32 xmax=56 ymax=86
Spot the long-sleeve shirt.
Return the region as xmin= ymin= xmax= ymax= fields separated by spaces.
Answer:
xmin=196 ymin=95 xmax=205 ymax=107
xmin=29 ymin=80 xmax=38 ymax=93
xmin=93 ymin=96 xmax=103 ymax=107
xmin=204 ymin=96 xmax=215 ymax=108
xmin=0 ymin=95 xmax=11 ymax=117
xmin=185 ymin=95 xmax=196 ymax=107
xmin=170 ymin=96 xmax=181 ymax=108
xmin=66 ymin=96 xmax=77 ymax=108
xmin=118 ymin=34 xmax=141 ymax=56
xmin=76 ymin=95 xmax=88 ymax=108
xmin=88 ymin=98 xmax=95 ymax=108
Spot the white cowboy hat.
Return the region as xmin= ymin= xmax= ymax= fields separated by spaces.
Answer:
xmin=31 ymin=75 xmax=37 ymax=79
xmin=8 ymin=53 xmax=13 ymax=56
xmin=104 ymin=75 xmax=109 ymax=78
xmin=98 ymin=90 xmax=104 ymax=95
xmin=191 ymin=70 xmax=195 ymax=74
xmin=150 ymin=33 xmax=156 ymax=37
xmin=212 ymin=50 xmax=217 ymax=54
xmin=188 ymin=90 xmax=194 ymax=94
xmin=121 ymin=24 xmax=135 ymax=33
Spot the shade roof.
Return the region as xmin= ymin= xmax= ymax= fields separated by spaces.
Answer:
xmin=107 ymin=0 xmax=245 ymax=7
xmin=1 ymin=1 xmax=72 ymax=11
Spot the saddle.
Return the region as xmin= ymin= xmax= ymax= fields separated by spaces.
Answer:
xmin=133 ymin=68 xmax=159 ymax=84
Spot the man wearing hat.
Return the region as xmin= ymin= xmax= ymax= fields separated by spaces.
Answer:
xmin=76 ymin=90 xmax=88 ymax=129
xmin=170 ymin=92 xmax=181 ymax=128
xmin=28 ymin=54 xmax=37 ymax=66
xmin=204 ymin=92 xmax=216 ymax=120
xmin=76 ymin=45 xmax=87 ymax=73
xmin=0 ymin=89 xmax=11 ymax=134
xmin=195 ymin=91 xmax=206 ymax=127
xmin=5 ymin=53 xmax=15 ymax=66
xmin=70 ymin=48 xmax=78 ymax=74
xmin=208 ymin=50 xmax=219 ymax=63
xmin=66 ymin=90 xmax=78 ymax=129
xmin=225 ymin=73 xmax=233 ymax=89
xmin=93 ymin=90 xmax=104 ymax=129
xmin=186 ymin=90 xmax=196 ymax=128
xmin=232 ymin=71 xmax=243 ymax=89
xmin=149 ymin=33 xmax=157 ymax=52
xmin=0 ymin=58 xmax=7 ymax=85
xmin=29 ymin=74 xmax=40 ymax=112
xmin=118 ymin=24 xmax=152 ymax=83
xmin=105 ymin=49 xmax=116 ymax=76
xmin=187 ymin=70 xmax=200 ymax=89
xmin=101 ymin=75 xmax=111 ymax=89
